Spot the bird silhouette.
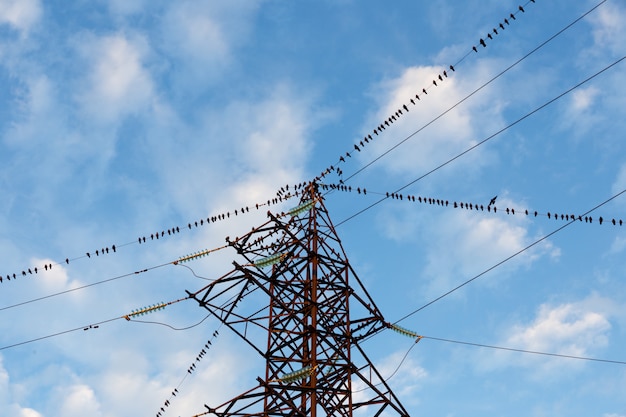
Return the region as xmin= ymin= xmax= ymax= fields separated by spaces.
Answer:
xmin=510 ymin=13 xmax=516 ymax=20
xmin=86 ymin=252 xmax=91 ymax=258
xmin=487 ymin=33 xmax=493 ymax=40
xmin=403 ymin=104 xmax=408 ymax=112
xmin=493 ymin=28 xmax=498 ymax=35
xmin=500 ymin=23 xmax=505 ymax=30
xmin=433 ymin=80 xmax=437 ymax=86
xmin=504 ymin=18 xmax=510 ymax=25
xmin=449 ymin=65 xmax=455 ymax=71
xmin=473 ymin=46 xmax=478 ymax=52
xmin=480 ymin=38 xmax=486 ymax=47
xmin=488 ymin=195 xmax=497 ymax=207
xmin=519 ymin=5 xmax=525 ymax=12
xmin=422 ymin=88 xmax=428 ymax=95
xmin=438 ymin=74 xmax=443 ymax=81
xmin=443 ymin=70 xmax=448 ymax=77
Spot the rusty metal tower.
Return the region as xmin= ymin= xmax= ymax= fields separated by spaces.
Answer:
xmin=187 ymin=182 xmax=410 ymax=417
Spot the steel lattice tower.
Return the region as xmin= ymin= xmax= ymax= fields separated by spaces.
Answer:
xmin=187 ymin=182 xmax=410 ymax=417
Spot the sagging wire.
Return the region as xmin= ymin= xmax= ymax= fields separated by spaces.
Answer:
xmin=420 ymin=335 xmax=626 ymax=365
xmin=312 ymin=1 xmax=546 ymax=187
xmin=2 ymin=235 xmax=252 ymax=313
xmin=0 ymin=317 xmax=123 ymax=351
xmin=0 ymin=262 xmax=170 ymax=312
xmin=175 ymin=264 xmax=217 ymax=282
xmin=0 ymin=294 xmax=194 ymax=352
xmin=130 ymin=313 xmax=212 ymax=331
xmin=392 ymin=188 xmax=626 ymax=326
xmin=354 ymin=321 xmax=626 ymax=395
xmin=156 ymin=265 xmax=261 ymax=417
xmin=320 ymin=183 xmax=625 ymax=229
xmin=335 ymin=53 xmax=626 ymax=228
xmin=0 ymin=185 xmax=300 ymax=289
xmin=339 ymin=0 xmax=608 ymax=187
xmin=352 ymin=324 xmax=423 ymax=393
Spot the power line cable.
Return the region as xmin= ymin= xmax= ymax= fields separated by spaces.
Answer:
xmin=335 ymin=53 xmax=626 ymax=227
xmin=420 ymin=335 xmax=626 ymax=365
xmin=312 ymin=0 xmax=550 ymax=185
xmin=393 ymin=188 xmax=626 ymax=324
xmin=1 ymin=190 xmax=301 ymax=287
xmin=0 ymin=317 xmax=123 ymax=351
xmin=320 ymin=182 xmax=625 ymax=227
xmin=318 ymin=0 xmax=606 ymax=187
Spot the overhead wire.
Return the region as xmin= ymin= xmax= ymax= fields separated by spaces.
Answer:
xmin=0 ymin=189 xmax=301 ymax=287
xmin=420 ymin=335 xmax=626 ymax=366
xmin=392 ymin=188 xmax=626 ymax=324
xmin=334 ymin=53 xmax=626 ymax=227
xmin=0 ymin=295 xmax=193 ymax=351
xmin=320 ymin=182 xmax=625 ymax=228
xmin=311 ymin=0 xmax=546 ymax=186
xmin=340 ymin=0 xmax=608 ymax=185
xmin=0 ymin=241 xmax=240 ymax=312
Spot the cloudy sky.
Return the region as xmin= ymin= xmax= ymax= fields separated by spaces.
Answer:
xmin=1 ymin=0 xmax=625 ymax=416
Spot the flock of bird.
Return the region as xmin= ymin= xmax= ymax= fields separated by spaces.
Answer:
xmin=155 ymin=329 xmax=220 ymax=417
xmin=0 ymin=187 xmax=311 ymax=285
xmin=313 ymin=1 xmax=538 ymax=187
xmin=0 ymin=1 xmax=538 ymax=286
xmin=320 ymin=183 xmax=624 ymax=226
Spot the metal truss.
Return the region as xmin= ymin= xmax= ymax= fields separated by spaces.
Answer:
xmin=187 ymin=183 xmax=410 ymax=417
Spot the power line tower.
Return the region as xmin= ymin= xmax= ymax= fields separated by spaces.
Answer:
xmin=187 ymin=182 xmax=411 ymax=417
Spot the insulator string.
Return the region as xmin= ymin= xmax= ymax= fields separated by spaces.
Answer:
xmin=1 ymin=190 xmax=300 ymax=287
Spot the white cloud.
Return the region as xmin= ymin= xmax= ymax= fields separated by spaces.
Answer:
xmin=360 ymin=61 xmax=504 ymax=180
xmin=18 ymin=409 xmax=43 ymax=417
xmin=77 ymin=33 xmax=155 ymax=124
xmin=508 ymin=303 xmax=610 ymax=356
xmin=149 ymin=83 xmax=314 ymax=222
xmin=589 ymin=2 xmax=626 ymax=56
xmin=569 ymin=87 xmax=599 ymax=113
xmin=414 ymin=197 xmax=558 ymax=297
xmin=0 ymin=0 xmax=41 ymax=34
xmin=611 ymin=163 xmax=626 ymax=196
xmin=0 ymin=355 xmax=44 ymax=417
xmin=479 ymin=295 xmax=617 ymax=375
xmin=160 ymin=1 xmax=261 ymax=90
xmin=58 ymin=384 xmax=102 ymax=417
xmin=30 ymin=258 xmax=82 ymax=294
xmin=375 ymin=347 xmax=427 ymax=400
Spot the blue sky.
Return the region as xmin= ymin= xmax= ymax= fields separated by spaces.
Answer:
xmin=1 ymin=0 xmax=625 ymax=416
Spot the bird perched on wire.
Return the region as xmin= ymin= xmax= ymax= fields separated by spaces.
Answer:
xmin=488 ymin=195 xmax=497 ymax=208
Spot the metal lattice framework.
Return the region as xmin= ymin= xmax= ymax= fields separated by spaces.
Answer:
xmin=187 ymin=183 xmax=410 ymax=417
